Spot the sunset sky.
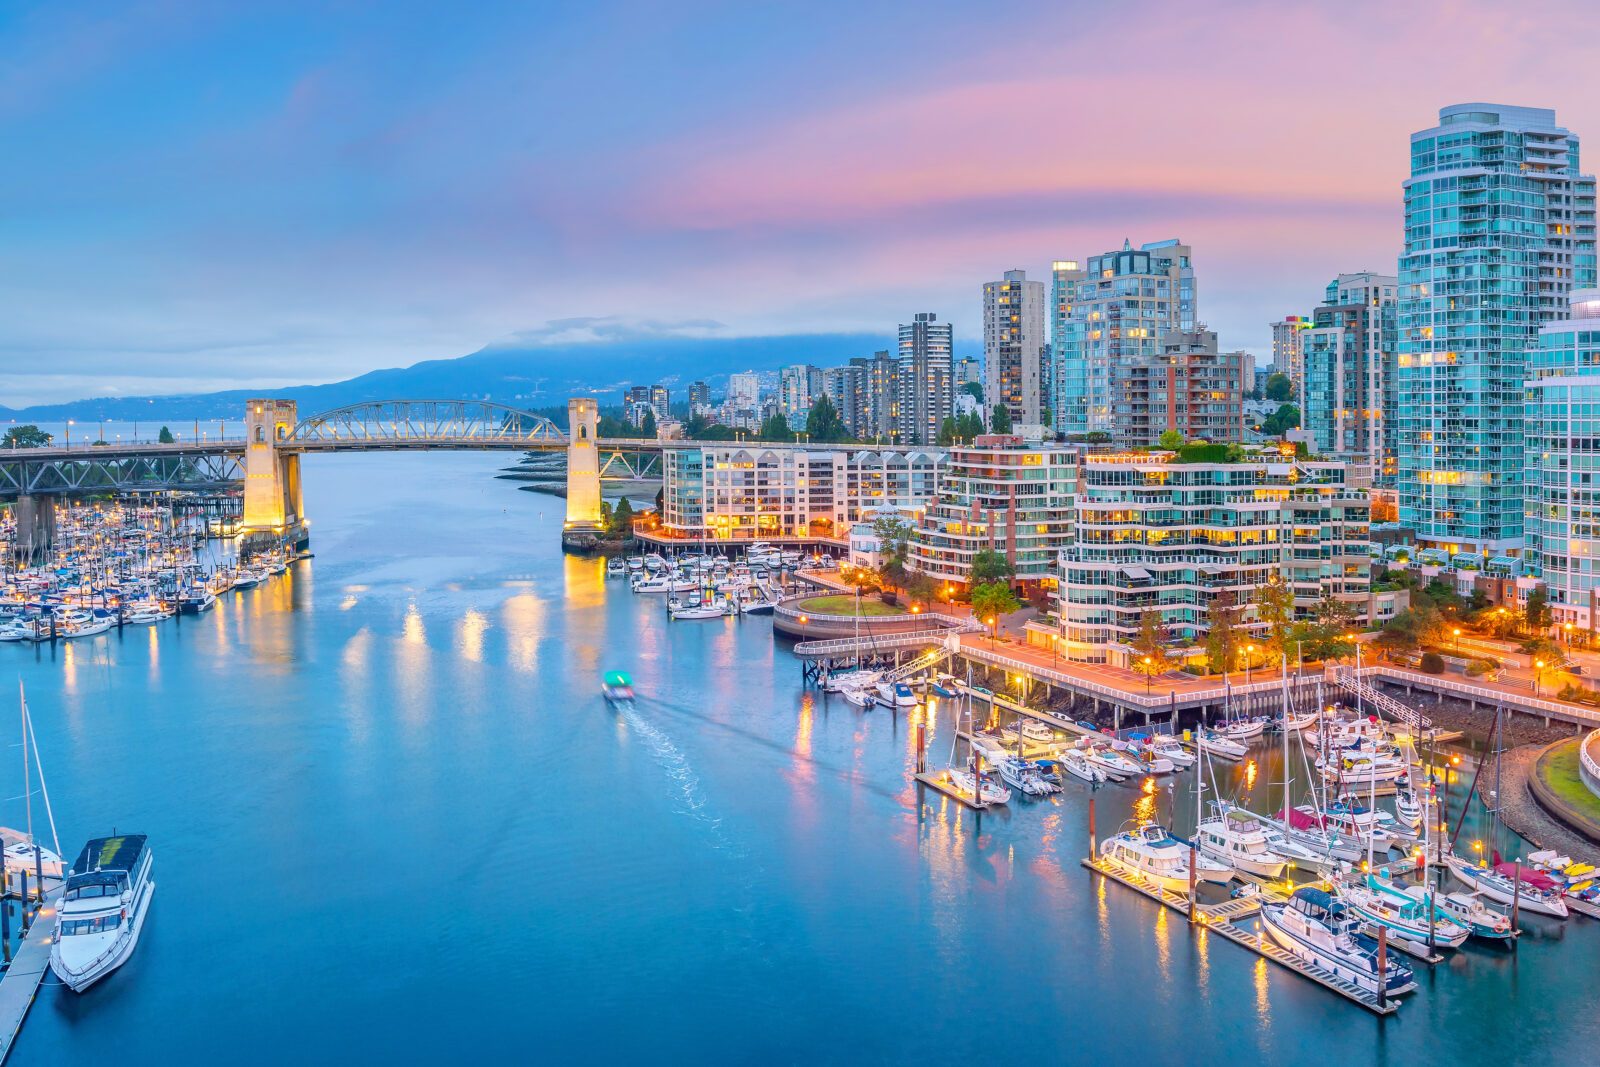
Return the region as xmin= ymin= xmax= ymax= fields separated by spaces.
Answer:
xmin=4 ymin=0 xmax=1600 ymax=404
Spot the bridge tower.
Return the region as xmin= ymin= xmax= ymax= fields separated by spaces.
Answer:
xmin=564 ymin=397 xmax=604 ymax=536
xmin=241 ymin=399 xmax=305 ymax=537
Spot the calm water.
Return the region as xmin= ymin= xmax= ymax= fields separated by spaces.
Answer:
xmin=10 ymin=453 xmax=1598 ymax=1063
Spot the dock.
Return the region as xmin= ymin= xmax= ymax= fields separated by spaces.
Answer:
xmin=1082 ymin=856 xmax=1400 ymax=1015
xmin=0 ymin=887 xmax=62 ymax=1063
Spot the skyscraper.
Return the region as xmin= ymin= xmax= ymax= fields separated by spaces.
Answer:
xmin=687 ymin=381 xmax=711 ymax=415
xmin=1106 ymin=328 xmax=1245 ymax=449
xmin=1526 ymin=288 xmax=1600 ymax=628
xmin=1300 ymin=272 xmax=1397 ymax=482
xmin=1051 ymin=240 xmax=1195 ymax=436
xmin=779 ymin=364 xmax=823 ymax=429
xmin=896 ymin=313 xmax=953 ymax=445
xmin=1270 ymin=316 xmax=1309 ymax=383
xmin=983 ymin=269 xmax=1047 ymax=427
xmin=849 ymin=351 xmax=897 ymax=441
xmin=1397 ymin=103 xmax=1597 ymax=554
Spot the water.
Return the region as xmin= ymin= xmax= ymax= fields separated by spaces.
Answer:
xmin=10 ymin=452 xmax=1599 ymax=1062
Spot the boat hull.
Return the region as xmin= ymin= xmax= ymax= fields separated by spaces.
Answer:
xmin=51 ymin=879 xmax=155 ymax=994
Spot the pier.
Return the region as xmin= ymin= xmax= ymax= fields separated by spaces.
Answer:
xmin=1082 ymin=857 xmax=1400 ymax=1015
xmin=0 ymin=884 xmax=62 ymax=1062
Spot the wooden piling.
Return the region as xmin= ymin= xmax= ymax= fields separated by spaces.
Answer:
xmin=1376 ymin=926 xmax=1388 ymax=1011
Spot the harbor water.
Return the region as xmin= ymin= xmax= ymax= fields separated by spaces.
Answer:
xmin=11 ymin=452 xmax=1600 ymax=1062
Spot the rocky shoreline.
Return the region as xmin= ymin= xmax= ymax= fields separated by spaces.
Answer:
xmin=1484 ymin=744 xmax=1599 ymax=865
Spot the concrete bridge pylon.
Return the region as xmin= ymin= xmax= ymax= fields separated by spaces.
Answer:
xmin=241 ymin=398 xmax=305 ymax=536
xmin=564 ymin=397 xmax=604 ymax=536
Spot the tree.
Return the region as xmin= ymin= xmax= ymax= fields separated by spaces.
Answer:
xmin=960 ymin=381 xmax=983 ymax=404
xmin=640 ymin=409 xmax=657 ymax=438
xmin=1525 ymin=587 xmax=1553 ymax=633
xmin=1256 ymin=574 xmax=1295 ymax=661
xmin=608 ymin=496 xmax=635 ymax=537
xmin=903 ymin=570 xmax=937 ymax=608
xmin=1419 ymin=651 xmax=1445 ymax=674
xmin=873 ymin=514 xmax=912 ymax=590
xmin=2 ymin=425 xmax=52 ymax=449
xmin=757 ymin=413 xmax=792 ymax=441
xmin=937 ymin=416 xmax=960 ymax=446
xmin=958 ymin=412 xmax=984 ymax=441
xmin=1157 ymin=429 xmax=1185 ymax=450
xmin=1204 ymin=593 xmax=1243 ymax=674
xmin=158 ymin=426 xmax=176 ymax=444
xmin=990 ymin=403 xmax=1013 ymax=435
xmin=969 ymin=548 xmax=1015 ymax=585
xmin=971 ymin=581 xmax=1021 ymax=641
xmin=1265 ymin=372 xmax=1294 ymax=402
xmin=1130 ymin=610 xmax=1175 ymax=679
xmin=805 ymin=394 xmax=849 ymax=442
xmin=1259 ymin=403 xmax=1301 ymax=436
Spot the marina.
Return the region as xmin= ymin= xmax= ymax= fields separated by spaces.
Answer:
xmin=1 ymin=452 xmax=1598 ymax=1061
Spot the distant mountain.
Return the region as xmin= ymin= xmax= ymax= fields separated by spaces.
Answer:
xmin=0 ymin=332 xmax=902 ymax=422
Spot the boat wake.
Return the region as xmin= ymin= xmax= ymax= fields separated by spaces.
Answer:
xmin=618 ymin=704 xmax=740 ymax=858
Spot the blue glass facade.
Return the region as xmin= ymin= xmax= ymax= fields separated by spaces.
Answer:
xmin=1397 ymin=104 xmax=1597 ymax=554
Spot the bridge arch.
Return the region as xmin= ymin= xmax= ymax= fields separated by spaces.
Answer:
xmin=287 ymin=399 xmax=565 ymax=445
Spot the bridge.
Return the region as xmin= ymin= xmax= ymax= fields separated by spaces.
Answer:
xmin=0 ymin=398 xmax=669 ymax=553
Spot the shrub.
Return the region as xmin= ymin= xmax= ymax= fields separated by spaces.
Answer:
xmin=1419 ymin=651 xmax=1445 ymax=674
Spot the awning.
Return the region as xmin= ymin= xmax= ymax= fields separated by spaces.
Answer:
xmin=1198 ymin=563 xmax=1226 ymax=575
xmin=1122 ymin=565 xmax=1152 ymax=580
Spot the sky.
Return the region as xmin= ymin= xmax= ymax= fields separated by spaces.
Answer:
xmin=4 ymin=0 xmax=1600 ymax=406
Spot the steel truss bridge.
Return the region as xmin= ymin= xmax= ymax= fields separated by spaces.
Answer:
xmin=0 ymin=400 xmax=661 ymax=498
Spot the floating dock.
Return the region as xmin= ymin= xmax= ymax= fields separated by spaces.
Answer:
xmin=1082 ymin=856 xmax=1400 ymax=1015
xmin=0 ymin=887 xmax=62 ymax=1063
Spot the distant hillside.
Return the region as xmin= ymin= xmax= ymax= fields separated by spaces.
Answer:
xmin=0 ymin=332 xmax=902 ymax=422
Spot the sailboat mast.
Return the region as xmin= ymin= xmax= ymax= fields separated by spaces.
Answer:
xmin=1281 ymin=655 xmax=1291 ymax=834
xmin=19 ymin=679 xmax=32 ymax=847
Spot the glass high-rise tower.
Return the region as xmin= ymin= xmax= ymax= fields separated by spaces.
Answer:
xmin=1396 ymin=103 xmax=1597 ymax=554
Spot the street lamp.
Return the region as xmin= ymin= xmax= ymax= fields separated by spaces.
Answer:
xmin=1534 ymin=659 xmax=1545 ymax=696
xmin=1453 ymin=627 xmax=1461 ymax=652
xmin=987 ymin=616 xmax=997 ymax=648
xmin=1244 ymin=644 xmax=1255 ymax=685
xmin=1142 ymin=655 xmax=1153 ymax=695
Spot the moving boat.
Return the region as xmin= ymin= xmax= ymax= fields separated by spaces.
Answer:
xmin=1195 ymin=809 xmax=1289 ymax=879
xmin=50 ymin=834 xmax=156 ymax=993
xmin=1260 ymin=887 xmax=1417 ymax=998
xmin=1338 ymin=873 xmax=1469 ymax=949
xmin=1098 ymin=822 xmax=1231 ymax=893
xmin=601 ymin=671 xmax=635 ymax=706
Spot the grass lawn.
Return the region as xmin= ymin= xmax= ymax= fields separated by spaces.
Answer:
xmin=797 ymin=594 xmax=907 ymax=617
xmin=1535 ymin=741 xmax=1600 ymax=827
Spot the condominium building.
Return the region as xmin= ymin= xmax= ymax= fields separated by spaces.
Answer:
xmin=848 ymin=351 xmax=897 ymax=441
xmin=821 ymin=366 xmax=859 ymax=435
xmin=909 ymin=436 xmax=1076 ymax=586
xmin=1270 ymin=316 xmax=1310 ymax=382
xmin=1050 ymin=239 xmax=1196 ymax=437
xmin=1525 ymin=289 xmax=1600 ymax=629
xmin=779 ymin=364 xmax=823 ymax=429
xmin=955 ymin=357 xmax=983 ymax=390
xmin=896 ymin=313 xmax=954 ymax=445
xmin=1050 ymin=451 xmax=1372 ymax=661
xmin=659 ymin=445 xmax=943 ymax=541
xmin=687 ymin=381 xmax=711 ymax=416
xmin=1300 ymin=272 xmax=1398 ymax=481
xmin=721 ymin=372 xmax=762 ymax=429
xmin=1397 ymin=103 xmax=1598 ymax=554
xmin=983 ymin=269 xmax=1048 ymax=428
xmin=1106 ymin=329 xmax=1246 ymax=449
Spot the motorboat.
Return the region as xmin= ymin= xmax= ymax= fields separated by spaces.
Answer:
xmin=631 ymin=575 xmax=671 ymax=593
xmin=1216 ymin=805 xmax=1329 ymax=869
xmin=177 ymin=588 xmax=216 ymax=615
xmin=1438 ymin=890 xmax=1517 ymax=942
xmin=1195 ymin=809 xmax=1289 ymax=879
xmin=606 ymin=558 xmax=626 ymax=577
xmin=1394 ymin=786 xmax=1424 ymax=832
xmin=1098 ymin=823 xmax=1231 ymax=893
xmin=1446 ymin=855 xmax=1569 ymax=918
xmin=1123 ymin=746 xmax=1177 ymax=776
xmin=50 ymin=834 xmax=156 ymax=993
xmin=123 ymin=602 xmax=169 ymax=624
xmin=1145 ymin=734 xmax=1196 ymax=768
xmin=875 ymin=681 xmax=918 ymax=708
xmin=946 ymin=767 xmax=1011 ymax=806
xmin=55 ymin=608 xmax=113 ymax=639
xmin=840 ymin=681 xmax=877 ymax=709
xmin=928 ymin=673 xmax=960 ymax=699
xmin=1052 ymin=749 xmax=1107 ymax=784
xmin=1260 ymin=887 xmax=1417 ymax=998
xmin=1018 ymin=720 xmax=1057 ymax=744
xmin=1318 ymin=747 xmax=1409 ymax=784
xmin=1338 ymin=873 xmax=1469 ymax=950
xmin=995 ymin=755 xmax=1058 ymax=797
xmin=823 ymin=669 xmax=879 ymax=694
xmin=1081 ymin=743 xmax=1142 ymax=781
xmin=601 ymin=671 xmax=635 ymax=706
xmin=1195 ymin=731 xmax=1247 ymax=761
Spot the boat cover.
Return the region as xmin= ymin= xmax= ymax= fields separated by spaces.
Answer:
xmin=1278 ymin=807 xmax=1323 ymax=831
xmin=603 ymin=671 xmax=633 ymax=687
xmin=69 ymin=834 xmax=147 ymax=876
xmin=1494 ymin=863 xmax=1558 ymax=891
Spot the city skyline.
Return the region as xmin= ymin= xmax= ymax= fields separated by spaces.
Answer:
xmin=6 ymin=2 xmax=1600 ymax=404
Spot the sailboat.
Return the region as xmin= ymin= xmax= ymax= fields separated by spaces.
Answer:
xmin=4 ymin=683 xmax=63 ymax=883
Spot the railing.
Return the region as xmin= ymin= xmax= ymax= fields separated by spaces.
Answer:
xmin=1580 ymin=729 xmax=1600 ymax=798
xmin=1330 ymin=667 xmax=1432 ymax=730
xmin=794 ymin=629 xmax=961 ymax=656
xmin=1351 ymin=666 xmax=1600 ymax=727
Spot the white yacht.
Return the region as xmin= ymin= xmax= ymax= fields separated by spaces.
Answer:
xmin=1195 ymin=809 xmax=1288 ymax=879
xmin=946 ymin=768 xmax=1011 ymax=806
xmin=1195 ymin=731 xmax=1247 ymax=761
xmin=995 ymin=755 xmax=1057 ymax=797
xmin=1260 ymin=887 xmax=1417 ymax=998
xmin=1056 ymin=748 xmax=1107 ymax=784
xmin=1446 ymin=855 xmax=1569 ymax=918
xmin=50 ymin=834 xmax=155 ymax=993
xmin=1218 ymin=718 xmax=1266 ymax=741
xmin=1146 ymin=735 xmax=1196 ymax=767
xmin=1099 ymin=823 xmax=1231 ymax=893
xmin=0 ymin=827 xmax=63 ymax=879
xmin=874 ymin=680 xmax=918 ymax=708
xmin=1081 ymin=742 xmax=1142 ymax=780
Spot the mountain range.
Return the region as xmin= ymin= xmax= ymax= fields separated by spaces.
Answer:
xmin=0 ymin=332 xmax=912 ymax=422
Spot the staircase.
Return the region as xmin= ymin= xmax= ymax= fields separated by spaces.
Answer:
xmin=878 ymin=648 xmax=954 ymax=685
xmin=1331 ymin=668 xmax=1433 ymax=730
